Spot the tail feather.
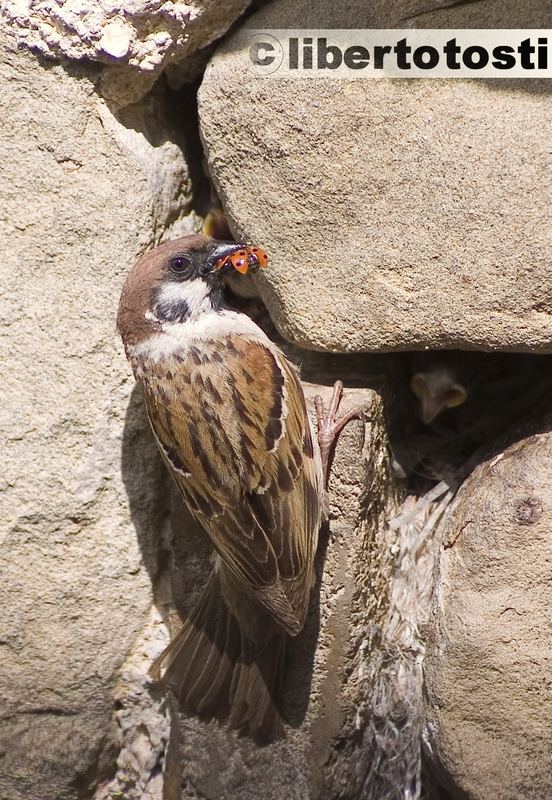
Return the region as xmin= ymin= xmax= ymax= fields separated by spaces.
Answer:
xmin=228 ymin=634 xmax=286 ymax=741
xmin=150 ymin=571 xmax=286 ymax=741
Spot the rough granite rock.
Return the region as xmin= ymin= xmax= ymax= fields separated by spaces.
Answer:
xmin=424 ymin=419 xmax=552 ymax=800
xmin=158 ymin=381 xmax=400 ymax=800
xmin=3 ymin=0 xmax=251 ymax=72
xmin=198 ymin=0 xmax=552 ymax=353
xmin=94 ymin=608 xmax=170 ymax=800
xmin=0 ymin=25 xmax=192 ymax=800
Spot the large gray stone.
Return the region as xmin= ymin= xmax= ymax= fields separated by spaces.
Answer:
xmin=424 ymin=419 xmax=552 ymax=800
xmin=199 ymin=0 xmax=552 ymax=353
xmin=0 ymin=25 xmax=191 ymax=800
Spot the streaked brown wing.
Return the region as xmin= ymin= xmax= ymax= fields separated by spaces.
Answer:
xmin=141 ymin=335 xmax=322 ymax=634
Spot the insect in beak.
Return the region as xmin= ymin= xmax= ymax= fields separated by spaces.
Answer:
xmin=215 ymin=245 xmax=269 ymax=275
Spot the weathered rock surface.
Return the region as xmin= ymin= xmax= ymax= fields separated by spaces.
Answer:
xmin=93 ymin=608 xmax=170 ymax=800
xmin=0 ymin=25 xmax=191 ymax=800
xmin=4 ymin=0 xmax=251 ymax=74
xmin=199 ymin=0 xmax=552 ymax=353
xmin=424 ymin=419 xmax=552 ymax=800
xmin=159 ymin=381 xmax=400 ymax=800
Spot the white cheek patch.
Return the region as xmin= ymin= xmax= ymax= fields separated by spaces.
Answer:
xmin=152 ymin=278 xmax=212 ymax=323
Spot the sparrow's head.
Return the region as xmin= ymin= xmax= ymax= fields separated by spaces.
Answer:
xmin=117 ymin=234 xmax=267 ymax=347
xmin=410 ymin=367 xmax=468 ymax=424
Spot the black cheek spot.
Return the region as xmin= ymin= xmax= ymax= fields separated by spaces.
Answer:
xmin=171 ymin=299 xmax=190 ymax=323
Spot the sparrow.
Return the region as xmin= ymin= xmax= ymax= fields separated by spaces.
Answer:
xmin=391 ymin=351 xmax=551 ymax=484
xmin=409 ymin=357 xmax=468 ymax=425
xmin=202 ymin=206 xmax=233 ymax=241
xmin=408 ymin=352 xmax=547 ymax=426
xmin=117 ymin=234 xmax=346 ymax=740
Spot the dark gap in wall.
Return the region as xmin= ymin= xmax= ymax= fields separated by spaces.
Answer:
xmin=164 ymin=76 xmax=213 ymax=221
xmin=385 ymin=349 xmax=552 ymax=497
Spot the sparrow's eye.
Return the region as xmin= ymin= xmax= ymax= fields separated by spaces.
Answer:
xmin=168 ymin=254 xmax=193 ymax=275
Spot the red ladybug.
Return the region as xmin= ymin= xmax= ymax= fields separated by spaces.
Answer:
xmin=215 ymin=245 xmax=269 ymax=275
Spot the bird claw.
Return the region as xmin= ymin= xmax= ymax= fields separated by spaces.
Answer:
xmin=314 ymin=380 xmax=366 ymax=486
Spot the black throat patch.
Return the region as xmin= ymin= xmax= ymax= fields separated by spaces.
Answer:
xmin=149 ymin=281 xmax=226 ymax=324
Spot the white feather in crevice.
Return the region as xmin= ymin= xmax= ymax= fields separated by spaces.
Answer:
xmin=362 ymin=480 xmax=457 ymax=800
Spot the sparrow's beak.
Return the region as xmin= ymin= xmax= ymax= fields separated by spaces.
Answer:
xmin=419 ymin=393 xmax=447 ymax=425
xmin=211 ymin=241 xmax=268 ymax=275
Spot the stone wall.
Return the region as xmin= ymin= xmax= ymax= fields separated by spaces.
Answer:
xmin=1 ymin=1 xmax=550 ymax=799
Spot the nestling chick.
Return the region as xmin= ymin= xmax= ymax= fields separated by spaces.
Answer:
xmin=407 ymin=351 xmax=495 ymax=425
xmin=410 ymin=366 xmax=468 ymax=424
xmin=117 ymin=234 xmax=325 ymax=741
xmin=202 ymin=206 xmax=233 ymax=241
xmin=408 ymin=351 xmax=541 ymax=426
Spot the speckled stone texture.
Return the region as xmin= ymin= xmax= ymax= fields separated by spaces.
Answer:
xmin=424 ymin=417 xmax=552 ymax=800
xmin=0 ymin=24 xmax=191 ymax=800
xmin=3 ymin=0 xmax=251 ymax=72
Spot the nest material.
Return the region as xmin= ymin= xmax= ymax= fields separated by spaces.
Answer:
xmin=363 ymin=481 xmax=456 ymax=800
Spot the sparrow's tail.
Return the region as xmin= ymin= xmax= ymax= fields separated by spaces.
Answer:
xmin=149 ymin=571 xmax=286 ymax=742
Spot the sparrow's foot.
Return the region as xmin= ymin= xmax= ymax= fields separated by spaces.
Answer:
xmin=314 ymin=380 xmax=365 ymax=486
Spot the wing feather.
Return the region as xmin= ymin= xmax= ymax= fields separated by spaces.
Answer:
xmin=141 ymin=334 xmax=323 ymax=633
